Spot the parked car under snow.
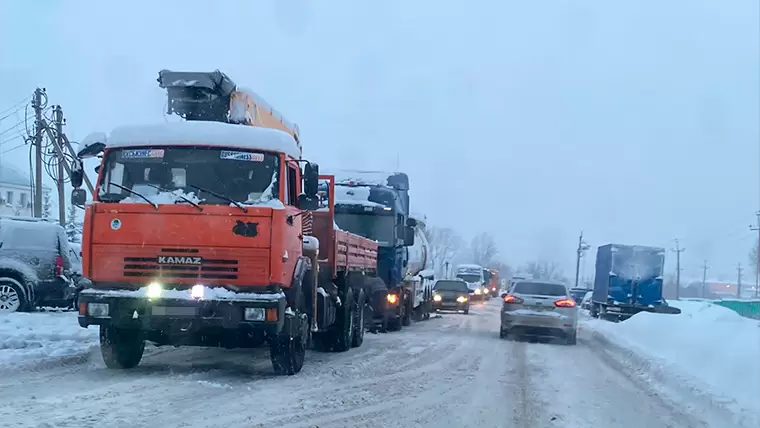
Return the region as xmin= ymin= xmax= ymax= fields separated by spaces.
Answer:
xmin=0 ymin=216 xmax=77 ymax=312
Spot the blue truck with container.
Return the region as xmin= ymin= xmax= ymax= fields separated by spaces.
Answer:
xmin=591 ymin=244 xmax=681 ymax=321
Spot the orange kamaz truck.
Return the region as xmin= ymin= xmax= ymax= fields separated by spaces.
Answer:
xmin=70 ymin=70 xmax=378 ymax=375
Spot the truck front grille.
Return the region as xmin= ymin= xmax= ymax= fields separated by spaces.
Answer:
xmin=123 ymin=248 xmax=239 ymax=280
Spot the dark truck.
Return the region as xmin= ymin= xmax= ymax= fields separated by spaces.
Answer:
xmin=590 ymin=244 xmax=681 ymax=321
xmin=327 ymin=170 xmax=416 ymax=332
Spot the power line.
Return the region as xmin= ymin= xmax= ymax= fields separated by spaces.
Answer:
xmin=0 ymin=140 xmax=28 ymax=155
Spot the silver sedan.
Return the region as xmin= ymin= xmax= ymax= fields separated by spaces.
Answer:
xmin=499 ymin=280 xmax=578 ymax=345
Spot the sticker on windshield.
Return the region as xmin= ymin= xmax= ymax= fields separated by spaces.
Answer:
xmin=121 ymin=149 xmax=165 ymax=159
xmin=220 ymin=151 xmax=264 ymax=162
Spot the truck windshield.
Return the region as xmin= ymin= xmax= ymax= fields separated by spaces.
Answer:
xmin=97 ymin=147 xmax=280 ymax=205
xmin=334 ymin=213 xmax=394 ymax=245
xmin=456 ymin=274 xmax=481 ymax=284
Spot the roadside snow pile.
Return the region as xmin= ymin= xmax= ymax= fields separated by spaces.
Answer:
xmin=583 ymin=300 xmax=760 ymax=425
xmin=0 ymin=311 xmax=97 ymax=371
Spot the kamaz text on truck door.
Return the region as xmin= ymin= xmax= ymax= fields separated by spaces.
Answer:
xmin=70 ymin=69 xmax=379 ymax=376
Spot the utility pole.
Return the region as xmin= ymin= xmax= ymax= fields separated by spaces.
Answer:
xmin=701 ymin=260 xmax=710 ymax=299
xmin=32 ymin=88 xmax=44 ymax=218
xmin=53 ymin=105 xmax=65 ymax=227
xmin=671 ymin=239 xmax=685 ymax=300
xmin=574 ymin=231 xmax=591 ymax=288
xmin=737 ymin=262 xmax=743 ymax=299
xmin=750 ymin=211 xmax=760 ymax=298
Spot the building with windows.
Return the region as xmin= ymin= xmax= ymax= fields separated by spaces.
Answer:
xmin=0 ymin=163 xmax=51 ymax=217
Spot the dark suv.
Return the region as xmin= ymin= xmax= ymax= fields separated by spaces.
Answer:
xmin=432 ymin=279 xmax=471 ymax=314
xmin=0 ymin=217 xmax=75 ymax=312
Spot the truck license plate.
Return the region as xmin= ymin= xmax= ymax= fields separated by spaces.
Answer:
xmin=152 ymin=306 xmax=197 ymax=316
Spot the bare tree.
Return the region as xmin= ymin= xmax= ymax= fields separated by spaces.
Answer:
xmin=424 ymin=226 xmax=465 ymax=277
xmin=749 ymin=240 xmax=758 ymax=276
xmin=522 ymin=259 xmax=567 ymax=283
xmin=470 ymin=232 xmax=498 ymax=267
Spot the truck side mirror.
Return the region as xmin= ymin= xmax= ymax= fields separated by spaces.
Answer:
xmin=404 ymin=226 xmax=415 ymax=246
xmin=77 ymin=132 xmax=107 ymax=159
xmin=296 ymin=194 xmax=318 ymax=211
xmin=71 ymin=188 xmax=87 ymax=206
xmin=303 ymin=162 xmax=319 ymax=196
xmin=406 ymin=218 xmax=417 ymax=227
xmin=70 ymin=160 xmax=84 ymax=188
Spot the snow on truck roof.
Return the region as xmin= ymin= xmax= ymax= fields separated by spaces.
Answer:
xmin=331 ymin=170 xmax=396 ymax=186
xmin=105 ymin=121 xmax=302 ymax=159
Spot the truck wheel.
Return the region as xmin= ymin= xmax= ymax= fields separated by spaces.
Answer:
xmin=100 ymin=325 xmax=145 ymax=369
xmin=351 ymin=289 xmax=365 ymax=348
xmin=402 ymin=293 xmax=412 ymax=326
xmin=270 ymin=333 xmax=306 ymax=375
xmin=332 ymin=288 xmax=355 ymax=352
xmin=463 ymin=307 xmax=470 ymax=315
xmin=387 ymin=315 xmax=402 ymax=332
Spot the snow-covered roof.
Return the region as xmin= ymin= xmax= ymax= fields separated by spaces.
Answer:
xmin=0 ymin=163 xmax=51 ymax=190
xmin=105 ymin=121 xmax=302 ymax=159
xmin=331 ymin=170 xmax=396 ymax=186
xmin=456 ymin=263 xmax=483 ymax=269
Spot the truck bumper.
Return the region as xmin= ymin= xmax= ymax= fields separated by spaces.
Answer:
xmin=77 ymin=289 xmax=287 ymax=340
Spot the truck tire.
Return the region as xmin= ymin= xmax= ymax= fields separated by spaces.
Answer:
xmin=387 ymin=315 xmax=402 ymax=332
xmin=351 ymin=289 xmax=365 ymax=348
xmin=402 ymin=292 xmax=412 ymax=327
xmin=100 ymin=326 xmax=145 ymax=369
xmin=332 ymin=288 xmax=355 ymax=352
xmin=270 ymin=325 xmax=306 ymax=376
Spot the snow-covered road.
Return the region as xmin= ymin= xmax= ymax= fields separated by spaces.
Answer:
xmin=0 ymin=301 xmax=745 ymax=428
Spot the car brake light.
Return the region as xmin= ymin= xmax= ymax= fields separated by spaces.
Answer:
xmin=503 ymin=295 xmax=523 ymax=304
xmin=55 ymin=255 xmax=64 ymax=276
xmin=554 ymin=298 xmax=576 ymax=307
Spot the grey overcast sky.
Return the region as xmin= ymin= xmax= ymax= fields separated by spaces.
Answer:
xmin=0 ymin=0 xmax=758 ymax=280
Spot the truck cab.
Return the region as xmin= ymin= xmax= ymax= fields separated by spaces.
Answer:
xmin=455 ymin=264 xmax=487 ymax=301
xmin=326 ymin=170 xmax=417 ymax=331
xmin=70 ymin=70 xmax=378 ymax=375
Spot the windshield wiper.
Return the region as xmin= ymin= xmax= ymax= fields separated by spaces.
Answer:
xmin=141 ymin=183 xmax=203 ymax=212
xmin=107 ymin=182 xmax=158 ymax=210
xmin=188 ymin=184 xmax=247 ymax=213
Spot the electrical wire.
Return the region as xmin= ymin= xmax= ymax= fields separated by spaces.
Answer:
xmin=0 ymin=93 xmax=32 ymax=119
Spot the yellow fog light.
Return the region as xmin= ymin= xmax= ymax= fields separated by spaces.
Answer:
xmin=456 ymin=296 xmax=467 ymax=303
xmin=386 ymin=294 xmax=399 ymax=304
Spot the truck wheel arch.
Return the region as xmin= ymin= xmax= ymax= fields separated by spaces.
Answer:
xmin=0 ymin=269 xmax=33 ymax=311
xmin=286 ymin=256 xmax=311 ymax=310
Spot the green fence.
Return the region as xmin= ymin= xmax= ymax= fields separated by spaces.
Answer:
xmin=712 ymin=299 xmax=760 ymax=320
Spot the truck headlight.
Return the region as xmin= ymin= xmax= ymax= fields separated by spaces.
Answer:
xmin=87 ymin=303 xmax=109 ymax=318
xmin=433 ymin=294 xmax=442 ymax=302
xmin=191 ymin=284 xmax=204 ymax=299
xmin=146 ymin=282 xmax=163 ymax=299
xmin=474 ymin=288 xmax=482 ymax=295
xmin=386 ymin=294 xmax=399 ymax=305
xmin=244 ymin=307 xmax=266 ymax=321
xmin=456 ymin=296 xmax=467 ymax=303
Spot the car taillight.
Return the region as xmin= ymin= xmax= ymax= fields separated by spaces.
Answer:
xmin=55 ymin=255 xmax=64 ymax=276
xmin=503 ymin=295 xmax=523 ymax=304
xmin=554 ymin=298 xmax=576 ymax=308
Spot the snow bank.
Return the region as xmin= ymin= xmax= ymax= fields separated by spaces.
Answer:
xmin=0 ymin=311 xmax=97 ymax=371
xmin=583 ymin=300 xmax=760 ymax=424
